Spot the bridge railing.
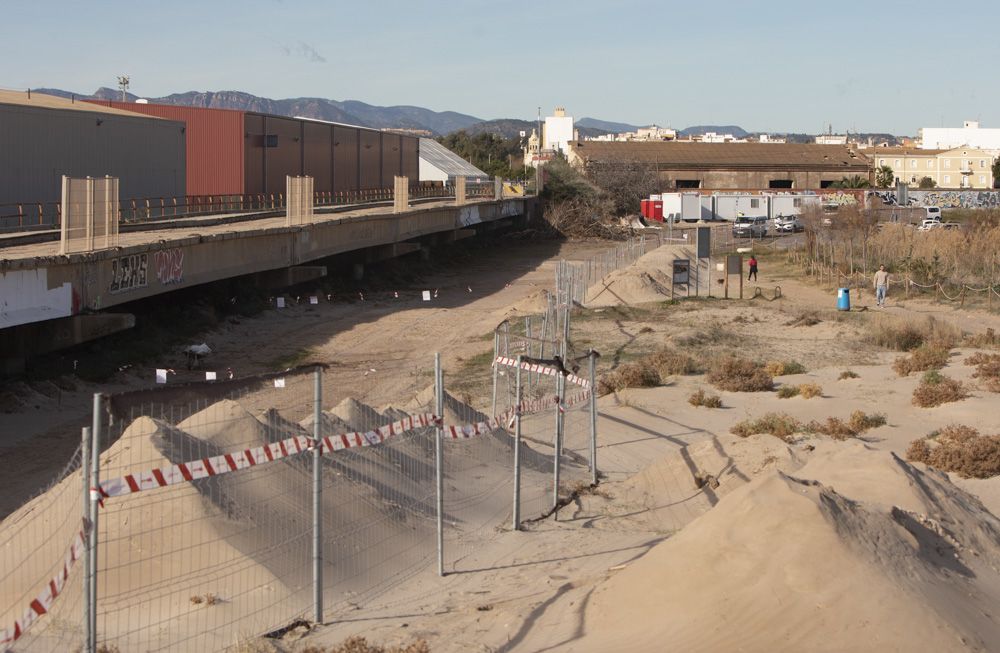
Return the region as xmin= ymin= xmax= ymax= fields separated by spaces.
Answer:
xmin=0 ymin=180 xmax=524 ymax=236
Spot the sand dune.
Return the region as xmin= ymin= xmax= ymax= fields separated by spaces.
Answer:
xmin=581 ymin=441 xmax=1000 ymax=652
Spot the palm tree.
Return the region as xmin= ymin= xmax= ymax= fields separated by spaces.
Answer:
xmin=830 ymin=175 xmax=871 ymax=189
xmin=874 ymin=164 xmax=894 ymax=188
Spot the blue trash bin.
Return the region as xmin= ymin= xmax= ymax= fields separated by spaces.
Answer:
xmin=837 ymin=287 xmax=851 ymax=311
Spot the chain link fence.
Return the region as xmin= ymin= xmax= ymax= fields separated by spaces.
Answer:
xmin=0 ymin=233 xmax=678 ymax=651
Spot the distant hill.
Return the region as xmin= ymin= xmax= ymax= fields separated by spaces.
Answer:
xmin=679 ymin=125 xmax=750 ymax=138
xmin=36 ymin=87 xmax=483 ymax=135
xmin=577 ymin=117 xmax=640 ymax=133
xmin=458 ymin=119 xmax=536 ymax=139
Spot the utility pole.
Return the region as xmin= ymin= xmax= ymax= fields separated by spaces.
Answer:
xmin=117 ymin=75 xmax=130 ymax=102
xmin=535 ymin=106 xmax=542 ymax=194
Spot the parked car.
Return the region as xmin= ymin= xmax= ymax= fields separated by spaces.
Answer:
xmin=775 ymin=216 xmax=804 ymax=233
xmin=917 ymin=218 xmax=943 ymax=232
xmin=733 ymin=215 xmax=768 ymax=238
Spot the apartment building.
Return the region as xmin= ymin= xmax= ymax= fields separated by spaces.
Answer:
xmin=871 ymin=147 xmax=995 ymax=189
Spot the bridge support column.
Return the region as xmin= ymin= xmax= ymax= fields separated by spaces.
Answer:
xmin=394 ymin=176 xmax=409 ymax=213
xmin=352 ymin=263 xmax=365 ymax=281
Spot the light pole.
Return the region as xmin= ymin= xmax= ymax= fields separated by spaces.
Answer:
xmin=116 ymin=75 xmax=130 ymax=102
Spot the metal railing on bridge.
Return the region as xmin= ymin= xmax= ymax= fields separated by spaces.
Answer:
xmin=0 ymin=179 xmax=528 ymax=236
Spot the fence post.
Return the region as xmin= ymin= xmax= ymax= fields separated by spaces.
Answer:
xmin=312 ymin=367 xmax=324 ymax=624
xmin=512 ymin=355 xmax=523 ymax=531
xmin=88 ymin=395 xmax=102 ymax=653
xmin=491 ymin=329 xmax=500 ymax=419
xmin=589 ymin=351 xmax=599 ymax=486
xmin=434 ymin=353 xmax=445 ymax=576
xmin=81 ymin=426 xmax=92 ymax=653
xmin=553 ymin=370 xmax=564 ymax=519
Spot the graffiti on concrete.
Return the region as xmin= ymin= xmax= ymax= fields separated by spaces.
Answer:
xmin=109 ymin=254 xmax=149 ymax=294
xmin=819 ymin=192 xmax=858 ymax=206
xmin=870 ymin=189 xmax=1000 ymax=208
xmin=154 ymin=248 xmax=185 ymax=285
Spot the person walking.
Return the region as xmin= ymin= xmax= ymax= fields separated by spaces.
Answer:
xmin=874 ymin=264 xmax=890 ymax=307
xmin=747 ymin=255 xmax=758 ymax=282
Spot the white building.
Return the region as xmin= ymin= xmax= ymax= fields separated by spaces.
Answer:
xmin=919 ymin=121 xmax=1000 ymax=151
xmin=543 ymin=107 xmax=575 ymax=155
xmin=815 ymin=134 xmax=848 ymax=145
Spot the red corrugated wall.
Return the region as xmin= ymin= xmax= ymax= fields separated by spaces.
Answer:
xmin=86 ymin=100 xmax=244 ymax=196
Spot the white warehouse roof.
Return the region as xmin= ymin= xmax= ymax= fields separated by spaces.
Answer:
xmin=419 ymin=138 xmax=489 ymax=182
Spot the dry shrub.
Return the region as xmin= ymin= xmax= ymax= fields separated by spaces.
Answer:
xmin=906 ymin=424 xmax=1000 ymax=479
xmin=329 ymin=636 xmax=431 ymax=653
xmin=866 ymin=315 xmax=960 ymax=352
xmin=648 ymin=347 xmax=701 ymax=376
xmin=776 ymin=385 xmax=799 ymax=398
xmin=707 ymin=357 xmax=774 ymax=392
xmin=966 ymin=351 xmax=1000 ymax=392
xmin=965 ymin=328 xmax=1000 ymax=349
xmin=892 ymin=343 xmax=951 ymax=376
xmin=731 ymin=413 xmax=801 ymax=441
xmin=806 ymin=410 xmax=886 ymax=440
xmin=799 ymin=383 xmax=823 ymax=399
xmin=764 ymin=360 xmax=807 ymax=376
xmin=785 ymin=311 xmax=822 ymax=327
xmin=688 ymin=388 xmax=722 ymax=408
xmin=912 ymin=370 xmax=969 ymax=407
xmin=597 ymin=361 xmax=659 ymax=395
xmin=838 ymin=370 xmax=860 ymax=380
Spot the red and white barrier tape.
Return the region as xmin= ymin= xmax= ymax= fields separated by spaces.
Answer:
xmin=99 ymin=413 xmax=439 ymax=500
xmin=5 ymin=399 xmax=596 ymax=644
xmin=493 ymin=356 xmax=591 ymax=389
xmin=1 ymin=521 xmax=87 ymax=648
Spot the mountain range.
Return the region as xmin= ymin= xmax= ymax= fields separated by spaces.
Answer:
xmin=34 ymin=87 xmax=762 ymax=140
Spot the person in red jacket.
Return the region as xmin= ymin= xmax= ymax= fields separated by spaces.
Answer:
xmin=747 ymin=255 xmax=759 ymax=281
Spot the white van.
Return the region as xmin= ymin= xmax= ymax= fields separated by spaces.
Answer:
xmin=924 ymin=207 xmax=942 ymax=221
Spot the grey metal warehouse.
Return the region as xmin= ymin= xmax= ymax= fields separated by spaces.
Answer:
xmin=0 ymin=89 xmax=186 ymax=218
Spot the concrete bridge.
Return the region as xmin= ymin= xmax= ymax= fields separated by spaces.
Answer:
xmin=0 ymin=197 xmax=534 ymax=371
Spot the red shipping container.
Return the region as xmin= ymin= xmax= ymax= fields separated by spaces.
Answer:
xmin=651 ymin=200 xmax=664 ymax=222
xmin=641 ymin=199 xmax=650 ymax=217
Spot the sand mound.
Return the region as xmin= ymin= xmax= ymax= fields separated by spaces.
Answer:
xmin=582 ymin=444 xmax=1000 ymax=652
xmin=408 ymin=384 xmax=489 ymax=426
xmin=508 ymin=289 xmax=552 ymax=315
xmin=177 ymin=399 xmax=271 ymax=449
xmin=585 ymin=244 xmax=696 ymax=307
xmin=329 ymin=397 xmax=386 ymax=431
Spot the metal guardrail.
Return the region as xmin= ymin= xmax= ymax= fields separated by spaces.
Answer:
xmin=0 ymin=180 xmax=528 ymax=235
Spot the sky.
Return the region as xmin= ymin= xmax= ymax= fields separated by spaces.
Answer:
xmin=2 ymin=0 xmax=998 ymax=135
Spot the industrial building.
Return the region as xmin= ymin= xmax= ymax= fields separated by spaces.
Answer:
xmin=566 ymin=141 xmax=872 ymax=190
xmin=88 ymin=100 xmax=420 ymax=197
xmin=0 ymin=89 xmax=186 ymax=211
xmin=418 ymin=138 xmax=489 ymax=183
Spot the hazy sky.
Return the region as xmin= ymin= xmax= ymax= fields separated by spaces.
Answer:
xmin=3 ymin=0 xmax=997 ymax=134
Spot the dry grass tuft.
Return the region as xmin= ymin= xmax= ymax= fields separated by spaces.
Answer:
xmin=964 ymin=327 xmax=1000 ymax=349
xmin=776 ymin=385 xmax=799 ymax=399
xmin=731 ymin=413 xmax=801 ymax=441
xmin=708 ymin=357 xmax=774 ymax=392
xmin=597 ymin=361 xmax=660 ymax=395
xmin=912 ymin=370 xmax=970 ymax=407
xmin=327 ymin=636 xmax=431 ymax=653
xmin=688 ymin=388 xmax=723 ymax=408
xmin=764 ymin=360 xmax=807 ymax=377
xmin=777 ymin=383 xmax=822 ymax=399
xmin=648 ymin=347 xmax=701 ymax=376
xmin=799 ymin=383 xmax=824 ymax=399
xmin=865 ymin=315 xmax=960 ymax=352
xmin=784 ymin=311 xmax=822 ymax=327
xmin=96 ymin=646 xmax=121 ymax=653
xmin=966 ymin=351 xmax=1000 ymax=392
xmin=838 ymin=370 xmax=860 ymax=380
xmin=805 ymin=410 xmax=886 ymax=440
xmin=892 ymin=343 xmax=951 ymax=376
xmin=906 ymin=424 xmax=1000 ymax=479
